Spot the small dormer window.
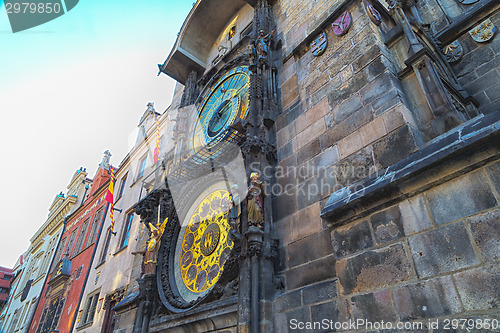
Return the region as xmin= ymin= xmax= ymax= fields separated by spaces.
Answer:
xmin=228 ymin=26 xmax=236 ymax=40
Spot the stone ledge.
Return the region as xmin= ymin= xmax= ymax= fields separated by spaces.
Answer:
xmin=435 ymin=0 xmax=500 ymax=46
xmin=321 ymin=112 xmax=500 ymax=225
xmin=149 ymin=296 xmax=238 ymax=332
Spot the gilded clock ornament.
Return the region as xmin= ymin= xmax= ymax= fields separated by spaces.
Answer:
xmin=190 ymin=66 xmax=251 ymax=161
xmin=144 ymin=218 xmax=168 ymax=276
xmin=176 ymin=190 xmax=234 ymax=295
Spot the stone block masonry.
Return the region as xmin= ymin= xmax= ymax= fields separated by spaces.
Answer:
xmin=274 ymin=157 xmax=500 ymax=332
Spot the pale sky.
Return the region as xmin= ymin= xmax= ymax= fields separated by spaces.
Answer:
xmin=0 ymin=0 xmax=194 ymax=267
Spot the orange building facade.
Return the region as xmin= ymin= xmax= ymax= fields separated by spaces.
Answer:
xmin=29 ymin=155 xmax=112 ymax=333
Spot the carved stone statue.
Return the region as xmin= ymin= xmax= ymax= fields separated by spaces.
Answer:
xmin=229 ymin=184 xmax=241 ymax=232
xmin=135 ymin=218 xmax=168 ymax=276
xmin=100 ymin=150 xmax=112 ymax=171
xmin=247 ymin=172 xmax=265 ymax=228
xmin=255 ymin=29 xmax=274 ymax=62
xmin=146 ymin=102 xmax=156 ymax=113
xmin=248 ymin=44 xmax=256 ymax=65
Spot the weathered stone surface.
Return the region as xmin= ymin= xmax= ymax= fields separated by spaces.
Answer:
xmin=297 ymin=139 xmax=321 ymax=164
xmin=306 ymin=97 xmax=330 ymax=125
xmin=287 ymin=231 xmax=333 ymax=268
xmin=351 ymin=44 xmax=383 ymax=73
xmin=302 ymin=279 xmax=338 ymax=306
xmin=274 ymin=289 xmax=302 ymax=313
xmin=328 ymin=71 xmax=369 ymax=108
xmin=281 ymin=74 xmax=299 ymax=97
xmin=359 ymin=116 xmax=387 ymax=147
xmin=286 ymin=254 xmax=336 ymax=290
xmin=327 ymin=107 xmax=373 ymax=145
xmin=276 ymin=101 xmax=303 ymax=130
xmin=425 ymin=170 xmax=498 ymax=225
xmin=282 ymin=88 xmax=300 ymax=111
xmin=291 ymin=203 xmax=324 ymax=242
xmin=274 ymin=190 xmax=298 ymax=222
xmin=349 ymin=289 xmax=397 ymax=323
xmin=468 ymin=208 xmax=500 ymax=262
xmin=370 ymin=205 xmax=404 ymax=245
xmin=381 ymin=104 xmax=412 ymax=132
xmin=464 ymin=68 xmax=500 ymax=96
xmin=309 ymin=146 xmax=339 ymax=172
xmin=296 ymin=168 xmax=341 ymax=210
xmin=360 ymin=73 xmax=398 ymax=106
xmin=485 ymin=82 xmax=500 ymax=102
xmin=277 ymin=122 xmax=294 ymax=147
xmin=278 ymin=140 xmax=294 ymax=160
xmin=274 ymin=307 xmax=310 ymax=333
xmin=393 ymin=276 xmax=462 ymax=320
xmin=310 ymin=301 xmax=339 ymax=332
xmin=408 ymin=222 xmax=479 ymax=278
xmin=297 ymin=139 xmax=321 ymax=165
xmin=338 ymin=130 xmax=363 ymax=160
xmin=331 ymin=219 xmax=373 ymax=259
xmin=398 ymin=195 xmax=433 ymax=235
xmin=372 ymin=125 xmax=418 ymax=168
xmin=306 ymin=71 xmax=330 ymax=96
xmin=486 ymin=160 xmax=500 ymax=195
xmin=454 ymin=264 xmax=500 ymax=311
xmin=336 ymin=146 xmax=377 ymax=187
xmin=275 ymin=217 xmax=293 ymax=246
xmin=336 ymin=243 xmax=413 ymax=295
xmin=332 ymin=94 xmax=363 ymax=124
xmin=296 ymin=117 xmax=326 ymax=150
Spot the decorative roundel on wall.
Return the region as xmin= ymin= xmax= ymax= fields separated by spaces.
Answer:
xmin=332 ymin=11 xmax=352 ymax=36
xmin=365 ymin=2 xmax=382 ymax=26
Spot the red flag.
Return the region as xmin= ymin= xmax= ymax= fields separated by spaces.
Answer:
xmin=153 ymin=118 xmax=160 ymax=163
xmin=106 ymin=168 xmax=115 ymax=232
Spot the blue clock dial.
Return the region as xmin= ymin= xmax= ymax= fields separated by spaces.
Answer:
xmin=190 ymin=66 xmax=250 ymax=159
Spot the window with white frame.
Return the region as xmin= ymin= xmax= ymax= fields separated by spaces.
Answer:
xmin=137 ymin=155 xmax=147 ymax=179
xmin=80 ymin=290 xmax=100 ymax=326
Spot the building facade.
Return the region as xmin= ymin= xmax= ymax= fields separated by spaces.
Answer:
xmin=72 ymin=102 xmax=178 ymax=333
xmin=0 ymin=267 xmax=14 ymax=312
xmin=29 ymin=153 xmax=113 ymax=333
xmin=0 ymin=255 xmax=27 ymax=331
xmin=3 ymin=0 xmax=498 ymax=332
xmin=128 ymin=0 xmax=500 ymax=332
xmin=0 ymin=168 xmax=89 ymax=333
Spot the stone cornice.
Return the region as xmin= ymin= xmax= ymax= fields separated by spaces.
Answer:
xmin=321 ymin=113 xmax=500 ymax=224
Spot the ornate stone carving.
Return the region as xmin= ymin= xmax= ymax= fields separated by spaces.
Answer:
xmin=104 ymin=287 xmax=127 ymax=310
xmin=246 ymin=226 xmax=264 ymax=258
xmin=469 ymin=19 xmax=497 ymax=43
xmin=247 ymin=172 xmax=265 ymax=229
xmin=443 ymin=41 xmax=463 ymax=63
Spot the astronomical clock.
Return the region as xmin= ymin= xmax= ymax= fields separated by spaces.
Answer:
xmin=157 ymin=66 xmax=250 ymax=313
xmin=189 ymin=66 xmax=251 ymax=163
